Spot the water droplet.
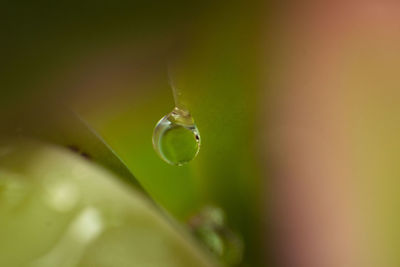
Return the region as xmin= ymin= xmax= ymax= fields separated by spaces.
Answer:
xmin=152 ymin=107 xmax=200 ymax=166
xmin=187 ymin=206 xmax=244 ymax=266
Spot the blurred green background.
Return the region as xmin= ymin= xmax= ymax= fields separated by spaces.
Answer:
xmin=7 ymin=2 xmax=400 ymax=266
xmin=1 ymin=1 xmax=266 ymax=266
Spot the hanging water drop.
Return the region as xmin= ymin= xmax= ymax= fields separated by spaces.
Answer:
xmin=152 ymin=107 xmax=200 ymax=166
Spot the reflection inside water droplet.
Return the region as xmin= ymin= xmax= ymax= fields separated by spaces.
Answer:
xmin=187 ymin=206 xmax=244 ymax=266
xmin=152 ymin=107 xmax=200 ymax=166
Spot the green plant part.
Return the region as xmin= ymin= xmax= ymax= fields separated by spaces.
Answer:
xmin=0 ymin=140 xmax=217 ymax=267
xmin=188 ymin=206 xmax=244 ymax=266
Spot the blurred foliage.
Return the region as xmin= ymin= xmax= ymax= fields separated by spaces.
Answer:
xmin=81 ymin=2 xmax=265 ymax=265
xmin=1 ymin=1 xmax=266 ymax=266
xmin=0 ymin=140 xmax=216 ymax=266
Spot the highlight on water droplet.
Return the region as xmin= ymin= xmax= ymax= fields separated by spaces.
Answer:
xmin=152 ymin=107 xmax=200 ymax=166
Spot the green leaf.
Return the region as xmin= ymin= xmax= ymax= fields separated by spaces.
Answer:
xmin=0 ymin=139 xmax=217 ymax=267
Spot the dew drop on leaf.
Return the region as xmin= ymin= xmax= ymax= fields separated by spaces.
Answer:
xmin=152 ymin=107 xmax=200 ymax=166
